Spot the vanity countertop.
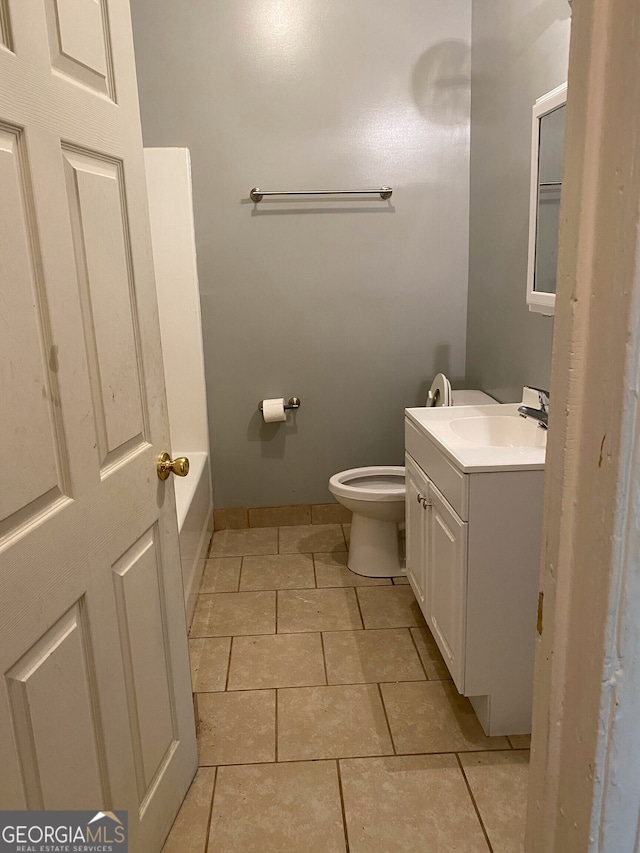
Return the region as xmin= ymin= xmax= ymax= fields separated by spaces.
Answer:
xmin=405 ymin=403 xmax=546 ymax=473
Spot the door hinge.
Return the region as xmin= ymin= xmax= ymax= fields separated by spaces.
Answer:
xmin=537 ymin=591 xmax=544 ymax=635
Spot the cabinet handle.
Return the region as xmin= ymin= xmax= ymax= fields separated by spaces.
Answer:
xmin=417 ymin=494 xmax=431 ymax=509
xmin=417 ymin=493 xmax=425 ymax=504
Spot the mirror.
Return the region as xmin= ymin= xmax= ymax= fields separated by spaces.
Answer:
xmin=527 ymin=83 xmax=567 ymax=316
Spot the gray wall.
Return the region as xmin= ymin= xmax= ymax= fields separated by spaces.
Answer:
xmin=131 ymin=1 xmax=472 ymax=506
xmin=465 ymin=0 xmax=571 ymax=401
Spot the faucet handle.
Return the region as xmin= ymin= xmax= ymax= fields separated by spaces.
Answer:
xmin=523 ymin=386 xmax=550 ymax=410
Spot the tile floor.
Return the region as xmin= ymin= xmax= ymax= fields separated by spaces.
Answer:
xmin=163 ymin=523 xmax=531 ymax=853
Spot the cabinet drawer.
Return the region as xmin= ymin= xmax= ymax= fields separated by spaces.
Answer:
xmin=405 ymin=418 xmax=469 ymax=520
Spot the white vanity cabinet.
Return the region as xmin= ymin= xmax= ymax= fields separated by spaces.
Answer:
xmin=405 ymin=410 xmax=545 ymax=736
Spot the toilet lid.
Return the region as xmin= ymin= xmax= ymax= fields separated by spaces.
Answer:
xmin=426 ymin=373 xmax=452 ymax=407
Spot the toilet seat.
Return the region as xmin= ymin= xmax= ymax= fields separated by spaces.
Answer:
xmin=426 ymin=373 xmax=452 ymax=407
xmin=329 ymin=466 xmax=405 ymax=503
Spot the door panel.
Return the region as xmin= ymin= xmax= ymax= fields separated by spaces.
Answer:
xmin=6 ymin=603 xmax=106 ymax=810
xmin=112 ymin=528 xmax=176 ymax=802
xmin=0 ymin=125 xmax=70 ymax=529
xmin=44 ymin=0 xmax=113 ymax=97
xmin=427 ymin=483 xmax=468 ymax=691
xmin=63 ymin=147 xmax=147 ymax=468
xmin=0 ymin=1 xmax=196 ymax=849
xmin=0 ymin=0 xmax=11 ymax=51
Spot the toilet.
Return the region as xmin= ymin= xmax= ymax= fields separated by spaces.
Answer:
xmin=328 ymin=375 xmax=497 ymax=577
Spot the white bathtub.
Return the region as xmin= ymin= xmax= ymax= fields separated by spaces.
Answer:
xmin=174 ymin=451 xmax=213 ymax=628
xmin=146 ymin=148 xmax=214 ymax=628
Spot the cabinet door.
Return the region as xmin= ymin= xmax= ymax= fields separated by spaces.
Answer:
xmin=405 ymin=453 xmax=430 ymax=609
xmin=427 ymin=482 xmax=468 ymax=692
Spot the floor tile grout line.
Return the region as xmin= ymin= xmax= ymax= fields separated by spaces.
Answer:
xmin=236 ymin=556 xmax=244 ymax=592
xmin=275 ymin=689 xmax=279 ymax=762
xmin=315 ymin=583 xmax=394 ymax=589
xmin=353 ymin=587 xmax=366 ymax=630
xmin=210 ymin=549 xmax=280 ymax=558
xmin=505 ymin=735 xmax=529 ymax=750
xmin=203 ymin=766 xmax=218 ymax=853
xmin=195 ymin=676 xmax=454 ymax=696
xmin=190 ymin=624 xmax=428 ymax=640
xmin=211 ymin=583 xmax=391 ymax=592
xmin=379 ymin=746 xmax=513 ymax=757
xmin=196 ymin=751 xmax=453 ymax=768
xmin=335 ymin=759 xmax=351 ymax=852
xmin=198 ymin=583 xmax=371 ymax=595
xmin=214 ymin=516 xmax=352 ymax=529
xmin=280 ymin=550 xmax=348 ymax=557
xmin=224 ymin=637 xmax=234 ymax=691
xmin=376 ymin=682 xmax=397 ymax=755
xmin=408 ymin=626 xmax=432 ymax=681
xmin=319 ymin=632 xmax=329 ymax=686
xmin=196 ymin=745 xmax=519 ymax=770
xmin=206 ymin=551 xmax=316 ymax=562
xmin=199 ymin=749 xmax=397 ymax=769
xmin=455 ymin=752 xmax=495 ymax=852
xmin=213 ymin=521 xmax=348 ymax=531
xmin=199 ymin=575 xmax=391 ymax=589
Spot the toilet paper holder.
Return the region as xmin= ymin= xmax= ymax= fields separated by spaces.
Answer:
xmin=258 ymin=396 xmax=301 ymax=414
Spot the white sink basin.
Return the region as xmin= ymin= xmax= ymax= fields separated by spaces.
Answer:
xmin=449 ymin=415 xmax=547 ymax=449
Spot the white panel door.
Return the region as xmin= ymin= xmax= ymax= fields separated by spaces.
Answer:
xmin=404 ymin=453 xmax=429 ymax=608
xmin=427 ymin=483 xmax=468 ymax=692
xmin=0 ymin=2 xmax=197 ymax=850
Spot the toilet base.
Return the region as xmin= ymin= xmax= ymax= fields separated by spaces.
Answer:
xmin=347 ymin=513 xmax=405 ymax=578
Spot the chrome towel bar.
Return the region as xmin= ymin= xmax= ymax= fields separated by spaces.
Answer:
xmin=250 ymin=186 xmax=392 ymax=202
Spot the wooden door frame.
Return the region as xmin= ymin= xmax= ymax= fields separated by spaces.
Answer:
xmin=527 ymin=0 xmax=640 ymax=848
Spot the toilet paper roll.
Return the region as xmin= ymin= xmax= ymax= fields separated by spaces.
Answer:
xmin=261 ymin=398 xmax=287 ymax=423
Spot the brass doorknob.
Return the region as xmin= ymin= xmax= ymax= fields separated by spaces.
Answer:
xmin=157 ymin=452 xmax=190 ymax=481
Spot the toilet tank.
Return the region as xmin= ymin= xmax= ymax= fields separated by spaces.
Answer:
xmin=450 ymin=390 xmax=498 ymax=406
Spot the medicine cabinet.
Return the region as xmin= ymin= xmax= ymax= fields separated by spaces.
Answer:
xmin=526 ymin=83 xmax=567 ymax=316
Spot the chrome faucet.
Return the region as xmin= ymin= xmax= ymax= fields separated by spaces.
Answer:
xmin=518 ymin=387 xmax=550 ymax=429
